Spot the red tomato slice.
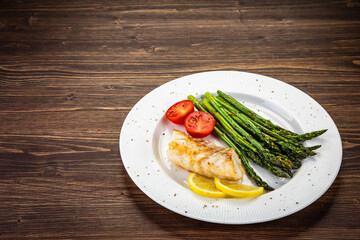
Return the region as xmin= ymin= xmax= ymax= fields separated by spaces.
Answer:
xmin=166 ymin=100 xmax=194 ymax=124
xmin=184 ymin=111 xmax=215 ymax=138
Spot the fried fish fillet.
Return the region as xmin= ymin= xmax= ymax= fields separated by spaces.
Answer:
xmin=168 ymin=130 xmax=244 ymax=180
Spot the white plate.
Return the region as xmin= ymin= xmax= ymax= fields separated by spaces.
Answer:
xmin=119 ymin=71 xmax=342 ymax=224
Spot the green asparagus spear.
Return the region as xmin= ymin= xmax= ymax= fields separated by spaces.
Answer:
xmin=216 ymin=95 xmax=319 ymax=157
xmin=205 ymin=92 xmax=294 ymax=170
xmin=259 ymin=157 xmax=290 ymax=178
xmin=217 ymin=90 xmax=298 ymax=136
xmin=270 ymin=150 xmax=302 ymax=169
xmin=212 ymin=126 xmax=273 ymax=190
xmin=286 ymin=129 xmax=327 ymax=142
xmin=220 ymin=101 xmax=281 ymax=152
xmin=307 ymin=145 xmax=322 ymax=151
xmin=202 ymin=99 xmax=257 ymax=151
xmin=226 ymin=109 xmax=281 ymax=152
xmin=205 ymin=92 xmax=264 ymax=150
xmin=218 ymin=90 xmax=328 ymax=141
xmin=225 ymin=130 xmax=289 ymax=178
xmin=188 ymin=95 xmax=208 ymax=113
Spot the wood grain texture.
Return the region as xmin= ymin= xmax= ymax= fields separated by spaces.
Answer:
xmin=0 ymin=0 xmax=359 ymax=239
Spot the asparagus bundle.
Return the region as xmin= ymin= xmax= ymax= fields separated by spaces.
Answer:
xmin=187 ymin=91 xmax=327 ymax=190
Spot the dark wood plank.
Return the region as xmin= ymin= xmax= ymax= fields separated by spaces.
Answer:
xmin=0 ymin=0 xmax=359 ymax=239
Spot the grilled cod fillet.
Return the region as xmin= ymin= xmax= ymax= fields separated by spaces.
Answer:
xmin=168 ymin=130 xmax=244 ymax=180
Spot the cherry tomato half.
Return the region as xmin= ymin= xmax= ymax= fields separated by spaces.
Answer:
xmin=166 ymin=100 xmax=194 ymax=124
xmin=184 ymin=111 xmax=216 ymax=138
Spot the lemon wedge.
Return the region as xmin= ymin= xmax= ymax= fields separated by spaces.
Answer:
xmin=188 ymin=173 xmax=227 ymax=198
xmin=214 ymin=177 xmax=264 ymax=198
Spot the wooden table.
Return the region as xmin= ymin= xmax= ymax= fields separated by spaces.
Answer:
xmin=1 ymin=1 xmax=359 ymax=239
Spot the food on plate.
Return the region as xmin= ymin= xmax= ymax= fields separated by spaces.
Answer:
xmin=168 ymin=130 xmax=244 ymax=181
xmin=165 ymin=99 xmax=215 ymax=138
xmin=214 ymin=177 xmax=263 ymax=198
xmin=184 ymin=111 xmax=215 ymax=138
xmin=188 ymin=173 xmax=264 ymax=198
xmin=186 ymin=91 xmax=327 ymax=191
xmin=166 ymin=100 xmax=194 ymax=124
xmin=165 ymin=90 xmax=326 ymax=192
xmin=188 ymin=173 xmax=227 ymax=198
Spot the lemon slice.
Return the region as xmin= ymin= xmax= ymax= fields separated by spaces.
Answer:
xmin=214 ymin=177 xmax=264 ymax=198
xmin=188 ymin=173 xmax=227 ymax=198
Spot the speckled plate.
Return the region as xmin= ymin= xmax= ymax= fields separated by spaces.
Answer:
xmin=119 ymin=71 xmax=342 ymax=224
